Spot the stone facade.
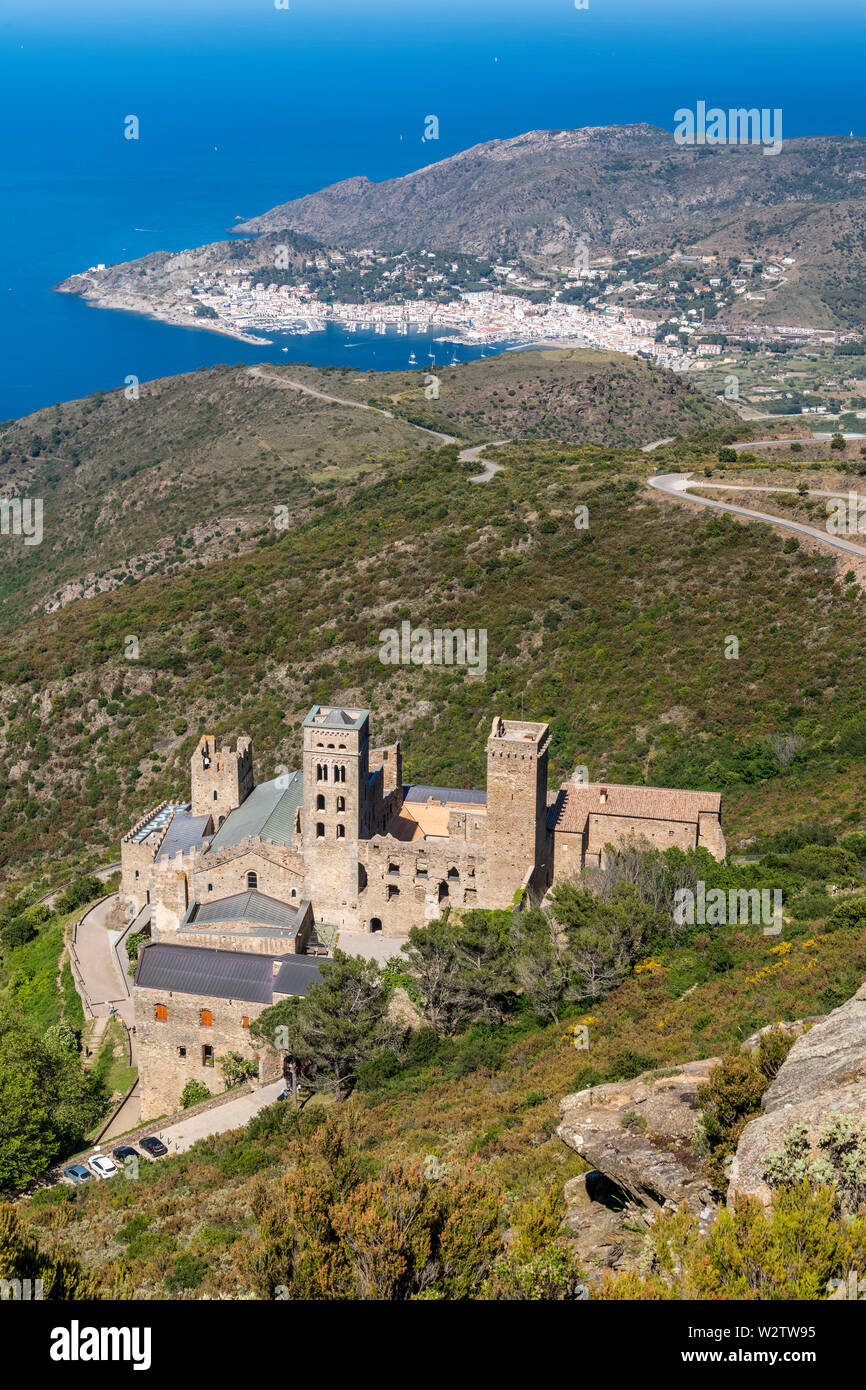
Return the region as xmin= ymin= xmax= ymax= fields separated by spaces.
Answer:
xmin=134 ymin=982 xmax=280 ymax=1119
xmin=122 ymin=704 xmax=727 ymax=939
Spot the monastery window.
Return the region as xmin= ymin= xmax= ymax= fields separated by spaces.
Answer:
xmin=207 ymin=883 xmax=213 ymax=892
xmin=154 ymin=1003 xmax=168 ymax=1022
xmin=336 ymin=796 xmax=345 ymax=812
xmin=316 ymin=764 xmax=327 ymax=782
xmin=437 ymin=881 xmax=449 ymax=903
xmin=388 ymin=862 xmax=400 ymax=875
xmin=316 ymin=823 xmax=325 ymax=838
xmin=335 ymin=765 xmax=346 ymax=783
xmin=247 ymin=871 xmax=258 ymax=890
xmin=200 ymin=1009 xmax=213 ymax=1027
xmin=336 ymin=824 xmax=346 ymax=839
xmin=316 ymin=793 xmax=325 ymax=810
xmin=291 ymin=888 xmax=297 ymax=898
xmin=387 ymin=885 xmax=400 ymax=900
xmin=202 ymin=1044 xmax=214 ymax=1067
xmin=177 ymin=1046 xmax=186 ymax=1058
xmin=134 ymin=869 xmax=140 ymax=880
xmin=447 ymin=866 xmax=459 ymax=880
xmin=214 ymin=790 xmax=218 ymax=801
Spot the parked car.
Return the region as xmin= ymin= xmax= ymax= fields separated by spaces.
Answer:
xmin=112 ymin=1144 xmax=139 ymax=1164
xmin=63 ymin=1164 xmax=92 ymax=1184
xmin=88 ymin=1154 xmax=119 ymax=1179
xmin=139 ymin=1136 xmax=167 ymax=1157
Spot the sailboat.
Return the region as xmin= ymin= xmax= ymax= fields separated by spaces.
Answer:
xmin=408 ymin=352 xmax=417 ymax=365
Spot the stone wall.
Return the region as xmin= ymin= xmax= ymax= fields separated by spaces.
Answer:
xmin=134 ymin=983 xmax=280 ymax=1119
xmin=193 ymin=842 xmax=306 ymax=904
xmin=358 ymin=835 xmax=483 ymax=934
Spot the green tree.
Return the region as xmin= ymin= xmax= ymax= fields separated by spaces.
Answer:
xmin=261 ymin=951 xmax=394 ymax=1101
xmin=0 ymin=1004 xmax=107 ymax=1190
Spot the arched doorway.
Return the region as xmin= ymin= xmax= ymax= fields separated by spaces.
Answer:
xmin=370 ymin=917 xmax=382 ymax=933
xmin=437 ymin=881 xmax=449 ymax=903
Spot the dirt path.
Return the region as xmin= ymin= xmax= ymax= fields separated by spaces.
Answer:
xmin=247 ymin=365 xmax=457 ymax=446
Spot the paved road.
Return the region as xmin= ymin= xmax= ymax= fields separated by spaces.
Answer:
xmin=731 ymin=432 xmax=866 ymax=451
xmin=460 ymin=439 xmax=509 ymax=482
xmin=247 ymin=365 xmax=457 ymax=446
xmin=648 ymin=473 xmax=866 ymax=560
xmin=641 ymin=436 xmax=676 ymax=453
xmin=150 ymin=1080 xmax=288 ymax=1155
xmin=72 ymin=894 xmax=135 ymax=1026
xmin=336 ymin=930 xmax=407 ymax=964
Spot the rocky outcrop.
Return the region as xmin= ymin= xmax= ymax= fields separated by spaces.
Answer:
xmin=728 ymin=984 xmax=866 ymax=1206
xmin=557 ymin=1059 xmax=720 ymax=1214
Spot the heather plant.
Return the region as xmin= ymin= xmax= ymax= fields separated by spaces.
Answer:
xmin=600 ymin=1184 xmax=866 ymax=1300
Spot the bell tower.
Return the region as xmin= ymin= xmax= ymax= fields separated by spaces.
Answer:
xmin=301 ymin=706 xmax=371 ymax=923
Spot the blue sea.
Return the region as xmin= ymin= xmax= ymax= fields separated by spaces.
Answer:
xmin=1 ymin=0 xmax=864 ymax=421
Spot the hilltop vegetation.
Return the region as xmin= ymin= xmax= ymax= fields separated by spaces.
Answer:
xmin=0 ymin=352 xmax=734 ymax=629
xmin=0 ymin=391 xmax=865 ymax=882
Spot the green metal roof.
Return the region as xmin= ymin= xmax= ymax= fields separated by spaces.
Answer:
xmin=207 ymin=773 xmax=302 ymax=852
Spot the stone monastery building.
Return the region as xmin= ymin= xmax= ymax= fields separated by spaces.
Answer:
xmin=124 ymin=704 xmax=725 ymax=1116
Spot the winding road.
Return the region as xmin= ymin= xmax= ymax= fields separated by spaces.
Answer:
xmin=647 ymin=473 xmax=866 ymax=560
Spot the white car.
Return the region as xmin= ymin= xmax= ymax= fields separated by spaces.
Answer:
xmin=88 ymin=1154 xmax=119 ymax=1179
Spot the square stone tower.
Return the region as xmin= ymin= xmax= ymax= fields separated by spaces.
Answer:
xmin=190 ymin=734 xmax=253 ymax=828
xmin=482 ymin=715 xmax=550 ymax=907
xmin=301 ymin=706 xmax=371 ymax=921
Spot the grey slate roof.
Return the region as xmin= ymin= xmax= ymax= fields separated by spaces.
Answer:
xmin=303 ymin=705 xmax=369 ymax=730
xmin=156 ymin=811 xmax=211 ymax=861
xmin=403 ymin=785 xmax=487 ymax=805
xmin=273 ymin=957 xmax=324 ymax=996
xmin=183 ymin=889 xmax=307 ymax=935
xmin=135 ymin=942 xmax=277 ymax=1003
xmin=208 ymin=773 xmax=302 ymax=852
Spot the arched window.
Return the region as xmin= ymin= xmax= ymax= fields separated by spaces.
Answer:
xmin=247 ymin=871 xmax=258 ymax=890
xmin=290 ymin=888 xmax=297 ymax=898
xmin=335 ymin=765 xmax=346 ymax=783
xmin=438 ymin=881 xmax=449 ymax=902
xmin=316 ymin=822 xmax=325 ymax=838
xmin=200 ymin=1009 xmax=213 ymax=1027
xmin=316 ymin=793 xmax=325 ymax=810
xmin=213 ymin=789 xmax=218 ymax=801
xmin=447 ymin=866 xmax=459 ymax=881
xmin=336 ymin=824 xmax=345 ymax=839
xmin=336 ymin=795 xmax=345 ymax=812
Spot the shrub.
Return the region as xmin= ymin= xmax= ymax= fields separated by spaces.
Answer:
xmin=698 ymin=1053 xmax=769 ymax=1182
xmin=164 ymin=1252 xmax=208 ymax=1294
xmin=180 ymin=1079 xmax=212 ymax=1109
